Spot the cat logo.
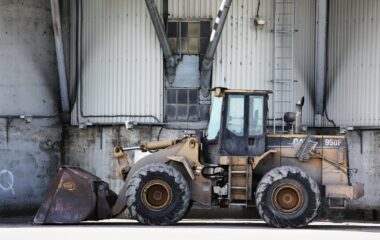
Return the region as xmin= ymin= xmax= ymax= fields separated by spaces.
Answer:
xmin=62 ymin=182 xmax=77 ymax=191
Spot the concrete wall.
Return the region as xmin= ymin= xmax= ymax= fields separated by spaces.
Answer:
xmin=347 ymin=130 xmax=380 ymax=210
xmin=0 ymin=0 xmax=62 ymax=216
xmin=0 ymin=118 xmax=61 ymax=216
xmin=0 ymin=0 xmax=60 ymax=116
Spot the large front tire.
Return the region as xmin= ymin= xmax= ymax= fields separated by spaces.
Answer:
xmin=126 ymin=163 xmax=190 ymax=225
xmin=255 ymin=166 xmax=321 ymax=228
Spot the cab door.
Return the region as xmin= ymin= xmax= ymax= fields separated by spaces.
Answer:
xmin=247 ymin=95 xmax=266 ymax=156
xmin=219 ymin=94 xmax=248 ymax=156
xmin=219 ymin=94 xmax=266 ymax=156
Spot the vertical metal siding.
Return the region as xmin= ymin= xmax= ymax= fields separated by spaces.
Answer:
xmin=169 ymin=0 xmax=275 ymax=91
xmin=326 ymin=0 xmax=380 ymax=127
xmin=70 ymin=0 xmax=380 ymax=127
xmin=169 ymin=0 xmax=316 ymax=125
xmin=294 ymin=0 xmax=316 ymax=126
xmin=71 ymin=0 xmax=316 ymax=126
xmin=71 ymin=0 xmax=163 ymax=125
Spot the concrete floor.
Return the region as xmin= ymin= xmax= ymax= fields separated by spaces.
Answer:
xmin=1 ymin=219 xmax=380 ymax=240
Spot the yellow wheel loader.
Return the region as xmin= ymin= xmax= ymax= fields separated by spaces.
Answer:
xmin=34 ymin=88 xmax=364 ymax=228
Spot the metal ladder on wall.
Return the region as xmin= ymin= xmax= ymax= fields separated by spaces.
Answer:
xmin=272 ymin=0 xmax=296 ymax=133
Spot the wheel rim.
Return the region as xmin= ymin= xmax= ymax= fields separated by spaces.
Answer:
xmin=141 ymin=180 xmax=173 ymax=211
xmin=272 ymin=183 xmax=304 ymax=214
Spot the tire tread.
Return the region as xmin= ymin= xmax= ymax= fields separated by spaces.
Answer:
xmin=256 ymin=166 xmax=321 ymax=228
xmin=126 ymin=163 xmax=190 ymax=225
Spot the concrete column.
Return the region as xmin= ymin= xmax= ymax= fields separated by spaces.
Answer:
xmin=51 ymin=0 xmax=70 ymax=121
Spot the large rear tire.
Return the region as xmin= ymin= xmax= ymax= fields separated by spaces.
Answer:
xmin=126 ymin=163 xmax=190 ymax=225
xmin=255 ymin=166 xmax=321 ymax=228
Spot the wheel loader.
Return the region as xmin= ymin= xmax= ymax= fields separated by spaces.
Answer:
xmin=34 ymin=88 xmax=364 ymax=228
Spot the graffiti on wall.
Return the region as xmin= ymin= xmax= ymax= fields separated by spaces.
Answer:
xmin=0 ymin=169 xmax=15 ymax=195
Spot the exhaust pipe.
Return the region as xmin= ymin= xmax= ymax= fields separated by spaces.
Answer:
xmin=295 ymin=97 xmax=305 ymax=134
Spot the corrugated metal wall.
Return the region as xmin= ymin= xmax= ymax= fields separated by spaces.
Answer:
xmin=70 ymin=0 xmax=318 ymax=126
xmin=294 ymin=0 xmax=316 ymax=127
xmin=71 ymin=0 xmax=164 ymax=125
xmin=169 ymin=0 xmax=316 ymax=125
xmin=326 ymin=0 xmax=380 ymax=127
xmin=169 ymin=0 xmax=275 ymax=91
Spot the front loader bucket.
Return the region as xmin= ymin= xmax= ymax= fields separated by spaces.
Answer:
xmin=34 ymin=166 xmax=117 ymax=224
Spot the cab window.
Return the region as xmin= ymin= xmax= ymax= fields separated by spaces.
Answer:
xmin=207 ymin=96 xmax=223 ymax=140
xmin=249 ymin=96 xmax=264 ymax=136
xmin=226 ymin=95 xmax=245 ymax=137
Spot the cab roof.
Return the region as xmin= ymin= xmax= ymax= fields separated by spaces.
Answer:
xmin=212 ymin=87 xmax=273 ymax=96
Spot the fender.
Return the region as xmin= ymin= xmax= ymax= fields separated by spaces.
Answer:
xmin=167 ymin=155 xmax=195 ymax=180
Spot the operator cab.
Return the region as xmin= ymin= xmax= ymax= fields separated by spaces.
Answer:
xmin=203 ymin=88 xmax=272 ymax=163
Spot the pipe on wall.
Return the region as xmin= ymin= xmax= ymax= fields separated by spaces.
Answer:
xmin=51 ymin=0 xmax=70 ymax=122
xmin=200 ymin=0 xmax=233 ymax=99
xmin=145 ymin=0 xmax=177 ymax=85
xmin=314 ymin=0 xmax=328 ymax=115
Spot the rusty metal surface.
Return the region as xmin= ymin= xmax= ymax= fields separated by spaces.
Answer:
xmin=218 ymin=133 xmax=357 ymax=204
xmin=219 ymin=156 xmax=248 ymax=166
xmin=112 ymin=130 xmax=364 ymax=213
xmin=126 ymin=138 xmax=201 ymax=180
xmin=321 ymin=148 xmax=349 ymax=186
xmin=190 ymin=169 xmax=212 ymax=206
xmin=113 ymin=147 xmax=130 ymax=181
xmin=325 ymin=185 xmax=355 ymax=199
xmin=230 ymin=165 xmax=250 ymax=201
xmin=264 ymin=135 xmax=351 ymax=186
xmin=34 ymin=166 xmax=116 ymax=224
xmin=141 ymin=179 xmax=173 ymax=211
xmin=296 ymin=136 xmax=319 ymax=161
xmin=125 ymin=143 xmax=185 ymax=182
xmin=111 ymin=183 xmax=128 ymax=217
xmin=272 ymin=183 xmax=304 ymax=214
xmin=263 ymin=134 xmax=365 ymax=203
xmin=352 ymin=182 xmax=365 ymax=200
xmin=252 ymin=150 xmax=277 ymax=170
xmin=214 ymin=88 xmax=273 ymax=97
xmin=167 ymin=156 xmax=195 ymax=180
